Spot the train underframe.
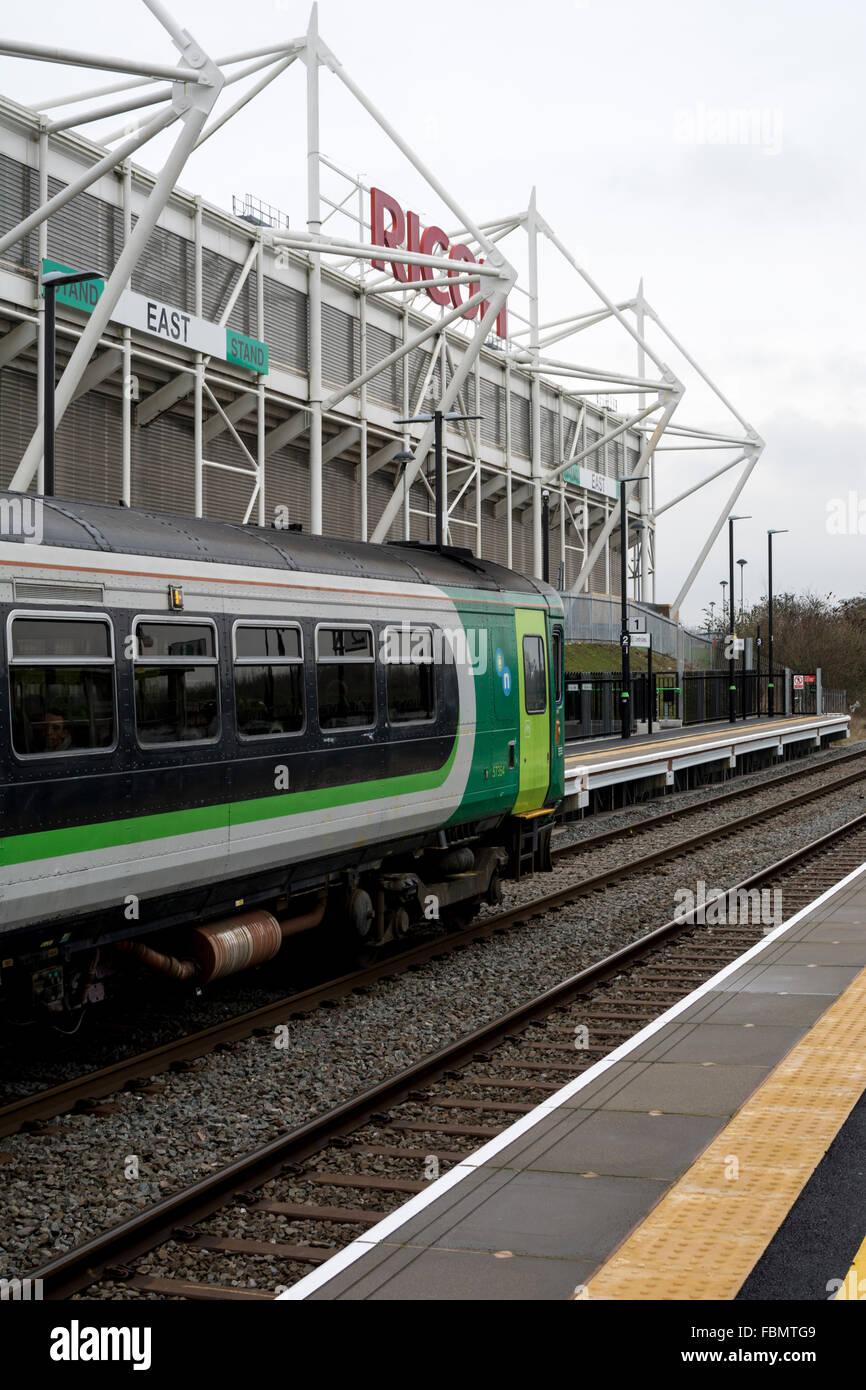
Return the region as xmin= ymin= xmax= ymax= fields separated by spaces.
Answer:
xmin=1 ymin=812 xmax=555 ymax=1021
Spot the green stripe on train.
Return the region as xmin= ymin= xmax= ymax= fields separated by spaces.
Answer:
xmin=2 ymin=738 xmax=459 ymax=868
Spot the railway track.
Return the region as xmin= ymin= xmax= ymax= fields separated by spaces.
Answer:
xmin=3 ymin=741 xmax=864 ymax=1141
xmin=25 ymin=805 xmax=866 ymax=1301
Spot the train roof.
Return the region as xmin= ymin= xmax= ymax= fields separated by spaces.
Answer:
xmin=0 ymin=491 xmax=555 ymax=598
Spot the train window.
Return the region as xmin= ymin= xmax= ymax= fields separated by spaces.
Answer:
xmin=8 ymin=612 xmax=116 ymax=757
xmin=316 ymin=625 xmax=375 ymax=730
xmin=522 ymin=635 xmax=547 ymax=714
xmin=383 ymin=625 xmax=436 ymax=725
xmin=553 ymin=626 xmax=563 ymax=704
xmin=133 ymin=618 xmax=219 ymax=746
xmin=233 ymin=623 xmax=304 ymax=739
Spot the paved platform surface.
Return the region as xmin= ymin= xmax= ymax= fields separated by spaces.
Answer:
xmin=285 ymin=857 xmax=866 ymax=1302
xmin=563 ymin=713 xmax=850 ymax=800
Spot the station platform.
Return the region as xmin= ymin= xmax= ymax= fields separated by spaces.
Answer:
xmin=563 ymin=713 xmax=850 ymax=810
xmin=284 ymin=856 xmax=866 ymax=1302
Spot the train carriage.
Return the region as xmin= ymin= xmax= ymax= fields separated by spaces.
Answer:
xmin=0 ymin=493 xmax=564 ymax=1014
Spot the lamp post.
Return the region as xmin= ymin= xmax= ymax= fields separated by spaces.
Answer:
xmin=541 ymin=488 xmax=551 ymax=585
xmin=728 ymin=516 xmax=750 ymax=723
xmin=620 ymin=476 xmax=648 ymax=740
xmin=720 ymin=579 xmax=728 ymax=629
xmin=767 ymin=529 xmax=788 ymax=717
xmin=41 ymin=268 xmax=102 ymax=497
xmin=708 ymin=599 xmax=716 ymax=634
xmin=394 ymin=410 xmax=482 ymax=550
xmin=737 ymin=557 xmax=748 ymax=624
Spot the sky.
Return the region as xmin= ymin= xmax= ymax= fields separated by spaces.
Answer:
xmin=1 ymin=0 xmax=864 ymax=627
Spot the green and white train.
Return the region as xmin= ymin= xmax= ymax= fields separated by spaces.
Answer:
xmin=0 ymin=492 xmax=565 ymax=1015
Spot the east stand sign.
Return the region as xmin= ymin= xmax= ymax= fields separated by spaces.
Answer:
xmin=42 ymin=260 xmax=269 ymax=375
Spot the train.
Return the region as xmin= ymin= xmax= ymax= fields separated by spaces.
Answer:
xmin=0 ymin=491 xmax=565 ymax=1017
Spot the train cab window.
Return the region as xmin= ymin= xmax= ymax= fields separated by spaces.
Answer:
xmin=233 ymin=623 xmax=304 ymax=738
xmin=133 ymin=619 xmax=219 ymax=746
xmin=522 ymin=634 xmax=547 ymax=714
xmin=553 ymin=626 xmax=563 ymax=704
xmin=383 ymin=625 xmax=436 ymax=724
xmin=316 ymin=626 xmax=375 ymax=730
xmin=8 ymin=613 xmax=116 ymax=756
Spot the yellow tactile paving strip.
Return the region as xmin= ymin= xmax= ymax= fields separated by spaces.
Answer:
xmin=580 ymin=966 xmax=866 ymax=1300
xmin=835 ymin=1233 xmax=866 ymax=1300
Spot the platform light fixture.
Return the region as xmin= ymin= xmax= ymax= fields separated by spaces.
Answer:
xmin=394 ymin=411 xmax=482 ymax=550
xmin=767 ymin=529 xmax=789 ymax=717
xmin=620 ymin=476 xmax=649 ymax=740
xmin=728 ymin=515 xmax=750 ymax=723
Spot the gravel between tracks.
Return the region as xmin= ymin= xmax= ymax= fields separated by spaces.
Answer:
xmin=3 ymin=741 xmax=865 ymax=1278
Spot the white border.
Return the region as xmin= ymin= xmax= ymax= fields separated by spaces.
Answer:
xmin=279 ymin=857 xmax=866 ymax=1299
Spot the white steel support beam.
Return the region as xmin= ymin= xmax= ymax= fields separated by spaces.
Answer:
xmin=0 ymin=320 xmax=37 ymax=368
xmin=671 ymin=449 xmax=762 ymax=617
xmin=202 ymin=390 xmax=257 ymax=444
xmin=572 ymin=390 xmax=682 ymax=594
xmin=528 ymin=188 xmax=543 ymax=578
xmin=71 ymin=347 xmax=123 ymax=400
xmin=265 ymin=410 xmax=309 ymax=458
xmin=9 ymin=18 xmax=224 ymax=493
xmin=322 ymin=425 xmax=361 ymax=465
xmin=304 ymin=7 xmax=323 ymax=535
xmin=121 ymin=159 xmax=133 ymax=506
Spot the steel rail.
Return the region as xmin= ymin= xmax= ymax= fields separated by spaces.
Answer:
xmin=26 ymin=808 xmax=866 ymax=1300
xmin=4 ymin=746 xmax=864 ymax=1139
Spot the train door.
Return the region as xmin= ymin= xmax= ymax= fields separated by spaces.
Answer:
xmin=513 ymin=608 xmax=551 ymax=813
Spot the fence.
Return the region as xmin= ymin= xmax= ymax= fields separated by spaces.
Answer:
xmin=559 ymin=594 xmax=717 ymax=668
xmin=565 ymin=668 xmax=790 ymax=739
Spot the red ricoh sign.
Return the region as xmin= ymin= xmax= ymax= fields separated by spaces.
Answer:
xmin=371 ymin=187 xmax=507 ymax=337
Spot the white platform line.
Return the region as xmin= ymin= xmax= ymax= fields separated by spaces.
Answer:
xmin=279 ymin=855 xmax=866 ymax=1300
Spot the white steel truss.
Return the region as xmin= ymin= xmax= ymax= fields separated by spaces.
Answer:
xmin=0 ymin=1 xmax=762 ymax=613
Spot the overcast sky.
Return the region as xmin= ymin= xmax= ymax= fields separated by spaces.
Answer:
xmin=2 ymin=0 xmax=864 ymax=626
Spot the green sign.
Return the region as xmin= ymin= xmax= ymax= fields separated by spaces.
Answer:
xmin=41 ymin=259 xmax=269 ymax=375
xmin=224 ymin=329 xmax=269 ymax=375
xmin=42 ymin=259 xmax=104 ymax=312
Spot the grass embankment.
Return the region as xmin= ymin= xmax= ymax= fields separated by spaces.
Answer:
xmin=565 ymin=641 xmax=683 ymax=673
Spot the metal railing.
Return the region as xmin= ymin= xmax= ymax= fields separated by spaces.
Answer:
xmin=565 ymin=668 xmax=789 ymax=739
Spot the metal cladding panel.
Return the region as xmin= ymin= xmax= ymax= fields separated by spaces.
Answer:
xmin=45 ymin=175 xmax=118 ymax=279
xmin=130 ymin=218 xmax=192 ymax=309
xmin=131 ymin=411 xmax=195 ymax=515
xmin=321 ymin=302 xmax=357 ymax=387
xmin=540 ymin=403 xmax=558 ymax=467
xmin=480 ymin=378 xmax=505 ymax=448
xmin=0 ymin=152 xmax=38 ymax=266
xmin=584 ymin=427 xmax=602 ymax=472
xmin=203 ymin=248 xmax=243 ymax=324
xmin=591 ymin=548 xmax=608 ymax=594
xmin=266 ymin=441 xmax=310 ymax=533
xmin=0 ymin=368 xmax=37 ymax=484
xmin=562 ymin=414 xmax=578 ymax=458
xmin=226 ymin=267 xmax=256 ymax=338
xmin=263 ymin=276 xmax=308 ymax=371
xmin=322 ymin=458 xmax=363 ymax=541
xmin=510 ymin=390 xmax=531 ymax=458
xmin=366 ymin=324 xmax=402 ymax=407
xmin=54 ymin=388 xmax=122 ymax=505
